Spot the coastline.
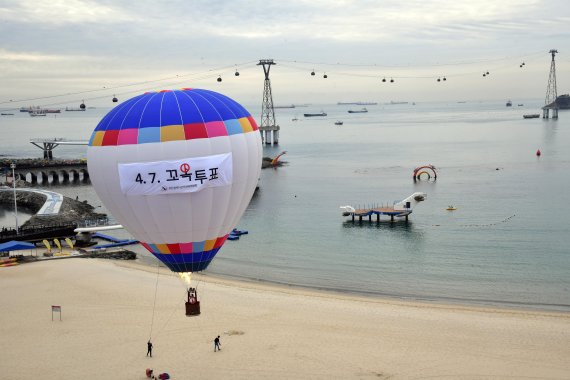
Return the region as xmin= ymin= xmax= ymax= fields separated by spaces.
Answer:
xmin=1 ymin=258 xmax=569 ymax=379
xmin=202 ymin=268 xmax=570 ymax=313
xmin=122 ymin=260 xmax=570 ymax=316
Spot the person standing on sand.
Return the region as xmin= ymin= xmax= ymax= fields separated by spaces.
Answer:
xmin=147 ymin=340 xmax=153 ymax=357
xmin=214 ymin=336 xmax=221 ymax=352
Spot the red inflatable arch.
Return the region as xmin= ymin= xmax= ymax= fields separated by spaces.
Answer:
xmin=413 ymin=165 xmax=437 ymax=182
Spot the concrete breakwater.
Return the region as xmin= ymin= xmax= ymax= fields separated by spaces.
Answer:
xmin=80 ymin=250 xmax=137 ymax=260
xmin=0 ymin=155 xmax=282 ymax=189
xmin=0 ymin=158 xmax=85 ymax=169
xmin=0 ymin=158 xmax=88 ymax=185
xmin=3 ymin=156 xmax=281 ymax=172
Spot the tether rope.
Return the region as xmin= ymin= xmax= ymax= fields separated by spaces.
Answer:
xmin=148 ymin=263 xmax=160 ymax=340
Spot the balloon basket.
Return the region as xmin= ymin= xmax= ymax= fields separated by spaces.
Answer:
xmin=185 ymin=288 xmax=200 ymax=316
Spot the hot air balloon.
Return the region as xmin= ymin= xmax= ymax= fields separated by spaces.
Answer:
xmin=87 ymin=88 xmax=262 ymax=311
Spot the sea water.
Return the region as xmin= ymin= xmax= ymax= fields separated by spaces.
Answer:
xmin=1 ymin=100 xmax=569 ymax=311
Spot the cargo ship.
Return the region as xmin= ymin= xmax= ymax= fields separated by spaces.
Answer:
xmin=347 ymin=108 xmax=368 ymax=113
xmin=337 ymin=102 xmax=378 ymax=105
xmin=20 ymin=106 xmax=60 ymax=113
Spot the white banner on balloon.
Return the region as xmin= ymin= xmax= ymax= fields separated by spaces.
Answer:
xmin=118 ymin=153 xmax=233 ymax=196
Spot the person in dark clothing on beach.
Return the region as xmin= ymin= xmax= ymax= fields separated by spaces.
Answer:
xmin=214 ymin=336 xmax=221 ymax=352
xmin=147 ymin=340 xmax=153 ymax=357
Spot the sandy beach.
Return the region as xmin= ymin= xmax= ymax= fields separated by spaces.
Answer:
xmin=1 ymin=258 xmax=569 ymax=379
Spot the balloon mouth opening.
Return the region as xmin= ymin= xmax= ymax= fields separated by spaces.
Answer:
xmin=178 ymin=272 xmax=192 ymax=288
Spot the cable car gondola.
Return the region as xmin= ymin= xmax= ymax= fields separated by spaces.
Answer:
xmin=234 ymin=70 xmax=240 ymax=76
xmin=382 ymin=77 xmax=386 ymax=83
xmin=323 ymin=73 xmax=328 ymax=78
xmin=390 ymin=78 xmax=394 ymax=83
xmin=112 ymin=95 xmax=118 ymax=103
xmin=217 ymin=76 xmax=222 ymax=82
xmin=311 ymin=70 xmax=315 ymax=76
xmin=80 ymin=100 xmax=86 ymax=109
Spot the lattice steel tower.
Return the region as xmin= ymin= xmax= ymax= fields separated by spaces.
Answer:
xmin=257 ymin=59 xmax=279 ymax=145
xmin=543 ymin=49 xmax=558 ymax=119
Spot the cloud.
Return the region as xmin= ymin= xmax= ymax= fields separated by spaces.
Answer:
xmin=0 ymin=0 xmax=568 ymax=103
xmin=0 ymin=0 xmax=135 ymax=24
xmin=0 ymin=49 xmax=68 ymax=62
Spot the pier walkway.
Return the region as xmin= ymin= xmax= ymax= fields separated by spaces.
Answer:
xmin=30 ymin=138 xmax=88 ymax=159
xmin=0 ymin=188 xmax=63 ymax=215
xmin=340 ymin=192 xmax=427 ymax=223
xmin=344 ymin=207 xmax=412 ymax=222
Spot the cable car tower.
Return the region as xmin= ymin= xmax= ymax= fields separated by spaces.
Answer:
xmin=258 ymin=59 xmax=279 ymax=145
xmin=542 ymin=49 xmax=558 ymax=119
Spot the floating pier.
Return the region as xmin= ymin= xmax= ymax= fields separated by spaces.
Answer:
xmin=340 ymin=192 xmax=427 ymax=222
xmin=342 ymin=207 xmax=412 ymax=222
xmin=91 ymin=232 xmax=138 ymax=249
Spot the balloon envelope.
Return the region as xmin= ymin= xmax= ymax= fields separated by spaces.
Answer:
xmin=87 ymin=88 xmax=262 ymax=272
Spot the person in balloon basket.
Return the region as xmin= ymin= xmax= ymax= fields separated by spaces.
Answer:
xmin=214 ymin=336 xmax=221 ymax=352
xmin=147 ymin=340 xmax=153 ymax=357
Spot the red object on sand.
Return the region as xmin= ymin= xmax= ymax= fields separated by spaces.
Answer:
xmin=536 ymin=149 xmax=541 ymax=156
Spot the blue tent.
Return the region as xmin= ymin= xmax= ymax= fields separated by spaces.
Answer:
xmin=0 ymin=240 xmax=36 ymax=252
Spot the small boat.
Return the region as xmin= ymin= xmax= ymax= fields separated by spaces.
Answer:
xmin=523 ymin=114 xmax=540 ymax=119
xmin=506 ymin=100 xmax=512 ymax=107
xmin=292 ymin=117 xmax=298 ymax=121
xmin=517 ymin=104 xmax=524 ymax=107
xmin=228 ymin=228 xmax=248 ymax=241
xmin=446 ymin=206 xmax=457 ymax=211
xmin=1 ymin=113 xmax=14 ymax=116
xmin=348 ymin=108 xmax=368 ymax=113
xmin=303 ymin=112 xmax=327 ymax=117
xmin=29 ymin=110 xmax=47 ymax=117
xmin=334 ymin=121 xmax=343 ymax=125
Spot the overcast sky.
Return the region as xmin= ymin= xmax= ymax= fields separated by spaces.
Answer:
xmin=1 ymin=0 xmax=569 ymax=107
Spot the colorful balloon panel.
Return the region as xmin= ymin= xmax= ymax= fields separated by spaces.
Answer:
xmin=87 ymin=89 xmax=262 ymax=272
